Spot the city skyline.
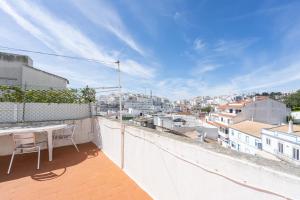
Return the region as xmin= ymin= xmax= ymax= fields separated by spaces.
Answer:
xmin=0 ymin=0 xmax=300 ymax=100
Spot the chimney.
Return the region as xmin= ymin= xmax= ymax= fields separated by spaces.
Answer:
xmin=288 ymin=120 xmax=294 ymax=134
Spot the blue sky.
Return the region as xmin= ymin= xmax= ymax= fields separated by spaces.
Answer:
xmin=1 ymin=0 xmax=300 ymax=100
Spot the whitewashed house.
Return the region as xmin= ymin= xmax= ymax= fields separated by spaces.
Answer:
xmin=207 ymin=97 xmax=290 ymax=147
xmin=291 ymin=111 xmax=300 ymax=124
xmin=229 ymin=120 xmax=274 ymax=155
xmin=206 ymin=102 xmax=244 ymax=147
xmin=262 ymin=122 xmax=300 ymax=164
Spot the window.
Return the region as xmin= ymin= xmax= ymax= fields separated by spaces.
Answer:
xmin=238 ymin=133 xmax=241 ymax=139
xmin=227 ymin=119 xmax=230 ymax=124
xmin=278 ymin=143 xmax=284 ymax=154
xmin=229 ymin=109 xmax=233 ymax=113
xmin=221 ymin=117 xmax=223 ymax=122
xmin=231 ymin=130 xmax=234 ymax=136
xmin=255 ymin=139 xmax=262 ymax=149
xmin=231 ymin=142 xmax=236 ymax=148
xmin=225 ymin=128 xmax=229 ymax=134
xmin=293 ymin=148 xmax=299 ymax=160
xmin=245 ymin=136 xmax=249 ymax=143
xmin=266 ymin=138 xmax=271 ymax=145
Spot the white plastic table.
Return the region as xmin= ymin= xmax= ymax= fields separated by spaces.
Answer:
xmin=0 ymin=124 xmax=67 ymax=161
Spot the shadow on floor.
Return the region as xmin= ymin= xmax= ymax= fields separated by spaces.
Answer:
xmin=0 ymin=142 xmax=99 ymax=182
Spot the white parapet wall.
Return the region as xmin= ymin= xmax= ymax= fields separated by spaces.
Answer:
xmin=94 ymin=117 xmax=300 ymax=200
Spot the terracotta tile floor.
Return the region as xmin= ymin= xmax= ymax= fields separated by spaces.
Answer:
xmin=0 ymin=143 xmax=152 ymax=200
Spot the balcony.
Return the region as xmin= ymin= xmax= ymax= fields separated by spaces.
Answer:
xmin=0 ymin=142 xmax=151 ymax=200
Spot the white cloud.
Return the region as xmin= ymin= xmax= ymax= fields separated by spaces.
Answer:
xmin=231 ymin=61 xmax=300 ymax=92
xmin=191 ymin=64 xmax=220 ymax=76
xmin=193 ymin=38 xmax=205 ymax=50
xmin=73 ymin=0 xmax=145 ymax=56
xmin=0 ymin=1 xmax=56 ymax=51
xmin=173 ymin=12 xmax=181 ymax=20
xmin=214 ymin=39 xmax=256 ymax=53
xmin=0 ymin=0 xmax=154 ymax=79
xmin=122 ymin=59 xmax=155 ymax=78
xmin=152 ymin=59 xmax=300 ymax=100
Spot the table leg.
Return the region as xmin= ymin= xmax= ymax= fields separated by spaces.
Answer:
xmin=47 ymin=130 xmax=53 ymax=161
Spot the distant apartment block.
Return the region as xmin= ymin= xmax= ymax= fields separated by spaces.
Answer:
xmin=262 ymin=122 xmax=300 ymax=164
xmin=0 ymin=52 xmax=69 ymax=89
xmin=124 ymin=98 xmax=162 ymax=116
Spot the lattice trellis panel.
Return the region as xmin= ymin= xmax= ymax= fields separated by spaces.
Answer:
xmin=24 ymin=103 xmax=91 ymax=122
xmin=0 ymin=102 xmax=95 ymax=123
xmin=0 ymin=102 xmax=23 ymax=123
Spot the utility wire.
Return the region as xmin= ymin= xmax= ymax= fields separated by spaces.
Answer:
xmin=94 ymin=86 xmax=121 ymax=90
xmin=0 ymin=45 xmax=122 ymax=91
xmin=0 ymin=45 xmax=116 ymax=66
xmin=96 ymin=89 xmax=119 ymax=93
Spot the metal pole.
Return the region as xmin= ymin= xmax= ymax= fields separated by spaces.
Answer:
xmin=116 ymin=60 xmax=124 ymax=169
xmin=117 ymin=61 xmax=122 ymax=125
xmin=22 ymin=83 xmax=27 ymax=122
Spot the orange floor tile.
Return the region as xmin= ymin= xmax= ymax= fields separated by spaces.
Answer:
xmin=0 ymin=143 xmax=152 ymax=200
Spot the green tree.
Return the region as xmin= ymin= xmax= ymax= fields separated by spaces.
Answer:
xmin=0 ymin=85 xmax=96 ymax=104
xmin=284 ymin=90 xmax=300 ymax=111
xmin=80 ymin=86 xmax=96 ymax=103
xmin=201 ymin=106 xmax=213 ymax=113
xmin=0 ymin=86 xmax=24 ymax=102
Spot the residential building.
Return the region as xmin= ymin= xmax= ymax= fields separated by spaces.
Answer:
xmin=0 ymin=52 xmax=69 ymax=89
xmin=131 ymin=116 xmax=154 ymax=128
xmin=154 ymin=116 xmax=175 ymax=130
xmin=291 ymin=111 xmax=300 ymax=124
xmin=229 ymin=120 xmax=274 ymax=155
xmin=196 ymin=126 xmax=219 ymax=140
xmin=206 ymin=101 xmax=246 ymax=147
xmin=207 ymin=97 xmax=290 ymax=147
xmin=262 ymin=121 xmax=300 ymax=164
xmin=233 ymin=96 xmax=290 ymax=125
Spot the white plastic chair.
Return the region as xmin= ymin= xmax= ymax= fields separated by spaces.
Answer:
xmin=7 ymin=132 xmax=41 ymax=174
xmin=53 ymin=124 xmax=79 ymax=152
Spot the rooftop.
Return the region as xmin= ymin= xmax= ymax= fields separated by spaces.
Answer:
xmin=207 ymin=120 xmax=228 ymax=128
xmin=217 ymin=96 xmax=270 ymax=110
xmin=0 ymin=142 xmax=152 ymax=200
xmin=267 ymin=124 xmax=300 ymax=136
xmin=0 ymin=51 xmax=32 ymax=65
xmin=230 ymin=120 xmax=275 ymax=138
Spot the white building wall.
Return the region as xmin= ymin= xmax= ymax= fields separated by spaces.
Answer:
xmin=262 ymin=129 xmax=300 ymax=164
xmin=0 ymin=54 xmax=68 ymax=89
xmin=22 ymin=66 xmax=67 ymax=89
xmin=95 ymin=117 xmax=300 ymax=200
xmin=291 ymin=111 xmax=300 ymax=124
xmin=0 ymin=62 xmax=22 ymax=86
xmin=229 ymin=128 xmax=261 ymax=155
xmin=233 ymin=99 xmax=290 ymax=125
